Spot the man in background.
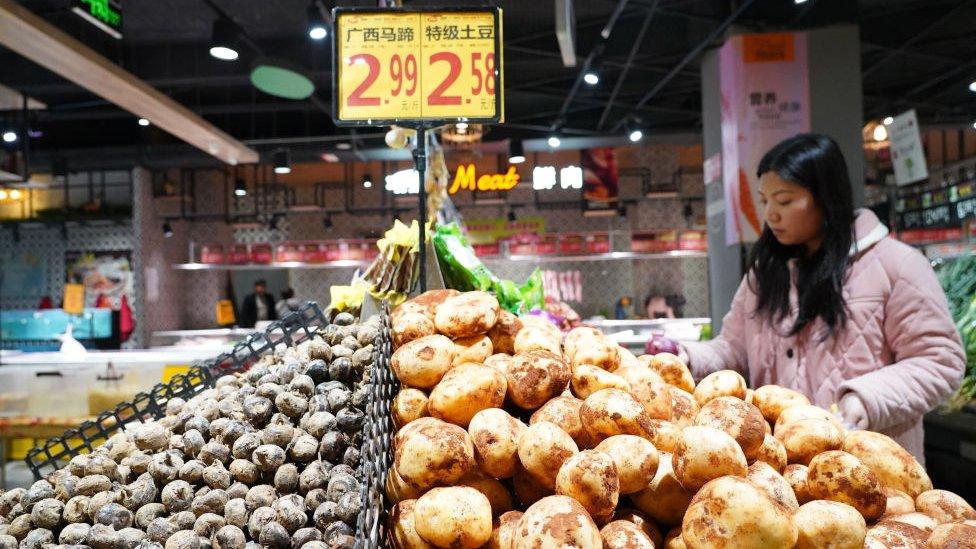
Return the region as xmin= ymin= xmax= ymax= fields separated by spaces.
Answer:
xmin=240 ymin=279 xmax=276 ymax=328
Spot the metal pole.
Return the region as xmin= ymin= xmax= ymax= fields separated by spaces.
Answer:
xmin=414 ymin=127 xmax=428 ymax=292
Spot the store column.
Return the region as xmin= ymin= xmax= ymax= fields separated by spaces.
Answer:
xmin=700 ymin=25 xmax=864 ymax=331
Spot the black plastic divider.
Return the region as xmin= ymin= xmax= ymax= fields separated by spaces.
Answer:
xmin=355 ymin=302 xmax=397 ymax=549
xmin=25 ymin=301 xmax=329 ymax=480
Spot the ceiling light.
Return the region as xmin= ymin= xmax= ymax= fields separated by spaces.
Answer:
xmin=335 ymin=142 xmax=352 ymax=150
xmin=583 ymin=70 xmax=599 ymax=86
xmin=209 ymin=19 xmax=240 ymax=61
xmin=234 ymin=178 xmax=247 ymax=197
xmin=972 ymin=121 xmax=976 ymax=130
xmin=0 ymin=190 xmax=6 ymax=200
xmin=872 ymin=124 xmax=888 ymax=142
xmin=882 ymin=116 xmax=894 ymax=125
xmin=508 ymin=139 xmax=526 ymax=164
xmin=308 ymin=3 xmax=328 ymax=40
xmin=548 ymin=134 xmax=561 ymax=148
xmin=321 ymin=152 xmax=340 ymax=162
xmin=9 ymin=189 xmax=22 ymax=200
xmin=362 ymin=174 xmax=373 ymax=188
xmin=794 ymin=0 xmax=809 ymax=4
xmin=162 ymin=222 xmax=173 ymax=238
xmin=138 ymin=118 xmax=150 ymax=127
xmin=626 ymin=119 xmax=644 ymax=142
xmin=969 ymin=80 xmax=976 ymax=93
xmin=2 ymin=131 xmax=16 ymax=143
xmin=273 ymin=148 xmax=291 ymax=174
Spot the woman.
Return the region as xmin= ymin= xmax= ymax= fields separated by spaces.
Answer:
xmin=682 ymin=134 xmax=964 ymax=461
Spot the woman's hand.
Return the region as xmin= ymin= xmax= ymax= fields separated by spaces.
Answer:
xmin=839 ymin=394 xmax=869 ymax=430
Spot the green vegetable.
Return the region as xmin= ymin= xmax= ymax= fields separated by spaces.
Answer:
xmin=937 ymin=256 xmax=976 ymax=411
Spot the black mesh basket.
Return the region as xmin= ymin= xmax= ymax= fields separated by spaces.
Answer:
xmin=25 ymin=301 xmax=329 ymax=480
xmin=355 ymin=302 xmax=397 ymax=549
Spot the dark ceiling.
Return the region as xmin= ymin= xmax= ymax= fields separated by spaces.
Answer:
xmin=1 ymin=0 xmax=975 ymax=168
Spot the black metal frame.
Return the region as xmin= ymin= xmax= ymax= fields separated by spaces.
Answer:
xmin=24 ymin=301 xmax=329 ymax=480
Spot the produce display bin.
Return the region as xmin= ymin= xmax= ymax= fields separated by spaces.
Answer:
xmin=24 ymin=301 xmax=330 ymax=480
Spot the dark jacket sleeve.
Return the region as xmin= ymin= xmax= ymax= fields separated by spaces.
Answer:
xmin=266 ymin=295 xmax=278 ymax=320
xmin=240 ymin=295 xmax=257 ymax=328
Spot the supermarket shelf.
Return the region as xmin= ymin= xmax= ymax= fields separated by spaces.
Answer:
xmin=172 ymin=260 xmax=368 ymax=270
xmin=481 ymin=250 xmax=708 ymax=263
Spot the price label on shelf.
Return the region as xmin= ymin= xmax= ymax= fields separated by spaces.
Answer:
xmin=333 ymin=8 xmax=503 ymax=125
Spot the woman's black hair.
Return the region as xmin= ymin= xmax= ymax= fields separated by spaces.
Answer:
xmin=750 ymin=133 xmax=855 ymax=337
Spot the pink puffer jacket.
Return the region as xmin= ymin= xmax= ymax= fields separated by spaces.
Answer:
xmin=684 ymin=209 xmax=965 ymax=461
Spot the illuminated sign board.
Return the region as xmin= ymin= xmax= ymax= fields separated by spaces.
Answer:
xmin=449 ymin=164 xmax=519 ymax=194
xmin=72 ymin=0 xmax=123 ymax=39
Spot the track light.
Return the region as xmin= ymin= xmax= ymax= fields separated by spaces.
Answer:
xmin=626 ymin=119 xmax=643 ymax=142
xmin=234 ymin=178 xmax=247 ymax=197
xmin=362 ymin=174 xmax=373 ymax=189
xmin=2 ymin=131 xmax=16 ymax=143
xmin=583 ymin=69 xmax=600 ymax=86
xmin=273 ymin=149 xmax=291 ymax=174
xmin=138 ymin=118 xmax=150 ymax=127
xmin=548 ymin=134 xmax=561 ymax=148
xmin=210 ymin=19 xmax=240 ymax=61
xmin=307 ymin=2 xmax=327 ymax=40
xmin=162 ymin=222 xmax=173 ymax=238
xmin=508 ymin=140 xmax=526 ymax=164
xmin=882 ymin=116 xmax=894 ymax=125
xmin=507 ymin=209 xmax=517 ymax=222
xmin=323 ymin=216 xmax=333 ymax=229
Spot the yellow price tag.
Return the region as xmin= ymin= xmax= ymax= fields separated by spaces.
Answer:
xmin=63 ymin=283 xmax=85 ymax=314
xmin=161 ymin=365 xmax=190 ymax=383
xmin=216 ymin=300 xmax=236 ymax=326
xmin=335 ymin=8 xmax=503 ymax=123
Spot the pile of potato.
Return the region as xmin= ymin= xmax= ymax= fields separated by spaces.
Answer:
xmin=386 ymin=290 xmax=976 ymax=549
xmin=0 ymin=313 xmax=381 ymax=549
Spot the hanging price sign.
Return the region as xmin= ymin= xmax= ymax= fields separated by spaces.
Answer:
xmin=333 ymin=7 xmax=503 ymax=125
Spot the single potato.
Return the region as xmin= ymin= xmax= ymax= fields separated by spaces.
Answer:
xmin=515 ymin=496 xmax=602 ymax=549
xmin=863 ymin=521 xmax=928 ymax=549
xmin=517 ymin=421 xmax=579 ymax=490
xmin=618 ymin=347 xmax=641 ymax=371
xmin=394 ymin=289 xmax=460 ymax=324
xmin=414 ymin=487 xmax=492 ymax=548
xmin=386 ymin=466 xmax=423 ymax=505
xmin=752 ymin=385 xmax=810 ymax=423
xmin=486 ymin=511 xmax=522 ymax=549
xmin=487 ymin=311 xmax=522 ymax=355
xmin=673 ymin=426 xmax=748 ymax=491
xmin=389 ymin=499 xmax=435 ymax=549
xmin=643 ymin=419 xmax=682 ymax=454
xmin=694 ymin=396 xmax=766 ymax=460
xmin=753 ymin=434 xmax=788 ymax=473
xmin=682 ymin=476 xmax=798 ymax=549
xmin=555 ymin=450 xmax=620 ymax=518
xmin=668 ymin=386 xmax=700 ymax=429
xmin=601 ymin=521 xmax=656 ymax=549
xmin=774 ymin=404 xmax=844 ymax=436
xmin=775 ymin=418 xmax=844 ymax=465
xmin=519 ymin=315 xmax=563 ymax=342
xmin=842 ymin=431 xmax=932 ymax=499
xmin=392 ymin=335 xmax=457 ymax=390
xmin=807 ymin=450 xmax=886 ymax=521
xmin=393 ymin=312 xmax=437 ymax=349
xmin=784 ymin=464 xmax=814 ymax=505
xmin=793 ymin=500 xmax=866 ymax=549
xmin=452 ymin=336 xmax=493 ymax=367
xmin=513 ymin=325 xmax=563 ymax=356
xmin=613 ymin=509 xmax=663 ymax=547
xmin=641 ymin=353 xmax=696 ymax=393
xmin=630 ymin=453 xmax=693 ymax=527
xmin=428 ymin=363 xmax=507 ymax=427
xmin=616 ymin=365 xmax=673 ymax=420
xmin=915 ymin=489 xmax=976 ymax=523
xmin=580 ymin=388 xmax=656 ymax=443
xmin=883 ymin=488 xmax=916 ymax=517
xmin=693 ymin=370 xmax=747 ymax=406
xmin=747 ymin=461 xmax=799 ymax=512
xmin=926 ymin=523 xmax=976 ymax=549
xmin=506 ymin=350 xmax=571 ymax=410
xmin=458 ymin=472 xmax=515 ymax=516
xmin=572 ymin=363 xmax=630 ymax=400
xmin=434 ymin=291 xmax=500 ymax=339
xmin=572 ymin=338 xmax=622 ymax=372
xmin=393 ymin=388 xmax=430 ymax=430
xmin=595 ymin=435 xmax=660 ymax=494
xmin=530 ymin=396 xmax=586 ymax=446
xmin=564 ymin=327 xmax=606 ymax=362
xmin=395 ymin=418 xmax=476 ymax=491
xmin=468 ymin=408 xmax=526 ymax=479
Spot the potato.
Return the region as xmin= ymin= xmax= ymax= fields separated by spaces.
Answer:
xmin=915 ymin=489 xmax=976 ymax=523
xmin=414 ymin=487 xmax=492 ymax=548
xmin=883 ymin=513 xmax=938 ymax=533
xmin=595 ymin=436 xmax=659 ymax=494
xmin=452 ymin=336 xmax=493 ymax=367
xmin=618 ymin=347 xmax=641 ymax=371
xmin=393 ymin=312 xmax=437 ymax=349
xmin=581 ymin=389 xmax=656 ymax=443
xmin=630 ymin=454 xmax=693 ymax=527
xmin=693 ymin=370 xmax=747 ymax=406
xmin=564 ymin=327 xmax=604 ymax=362
xmin=386 ymin=466 xmax=423 ymax=505
xmin=616 ymin=366 xmax=672 ymax=420
xmin=572 ymin=338 xmax=621 ymax=372
xmin=665 ymin=528 xmax=687 ymax=549
xmin=673 ymin=426 xmax=747 ymax=491
xmin=394 ymin=289 xmax=460 ymax=323
xmin=572 ymin=364 xmax=630 ymax=399
xmin=783 ymin=464 xmax=813 ymax=505
xmin=469 ymin=408 xmax=525 ymax=479
xmin=395 ymin=418 xmax=476 ymax=491
xmin=884 ymin=488 xmax=916 ymax=516
xmin=642 ymin=420 xmax=681 ymax=454
xmin=640 ymin=353 xmax=695 ymax=393
xmin=613 ymin=509 xmax=663 ymax=547
xmin=682 ymin=476 xmax=798 ymax=549
xmin=435 ymin=291 xmax=500 ymax=339
xmin=458 ymin=472 xmax=514 ymax=516
xmin=517 ymin=421 xmax=579 ymax=490
xmin=487 ymin=511 xmax=522 ymax=549
xmin=512 ymin=465 xmax=553 ymax=508
xmin=516 ymin=496 xmax=602 ymax=549
xmin=428 ymin=363 xmax=506 ymax=427
xmin=752 ymin=385 xmax=810 ymax=423
xmin=389 ymin=499 xmax=435 ymax=549
xmin=793 ymin=500 xmax=866 ymax=549
xmin=863 ymin=521 xmax=928 ymax=549
xmin=392 ymin=335 xmax=457 ymax=390
xmin=530 ymin=396 xmax=585 ymax=446
xmin=505 ymin=350 xmax=571 ymax=410
xmin=807 ymin=450 xmax=886 ymax=521
xmin=774 ymin=404 xmax=844 ymax=436
xmin=775 ymin=418 xmax=844 ymax=465
xmin=601 ymin=521 xmax=656 ymax=549
xmin=747 ymin=461 xmax=799 ymax=512
xmin=694 ymin=396 xmax=766 ymax=460
xmin=393 ymin=389 xmax=429 ymax=429
xmin=753 ymin=434 xmax=788 ymax=472
xmin=842 ymin=431 xmax=932 ymax=498
xmin=513 ymin=325 xmax=562 ymax=356
xmin=927 ymin=523 xmax=976 ymax=549
xmin=487 ymin=311 xmax=522 ymax=355
xmin=483 ymin=354 xmax=515 ymax=376
xmin=519 ymin=315 xmax=563 ymax=341
xmin=668 ymin=387 xmax=699 ymax=428
xmin=555 ymin=450 xmax=619 ymax=518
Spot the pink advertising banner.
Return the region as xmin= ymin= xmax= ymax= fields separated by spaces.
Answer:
xmin=720 ymin=32 xmax=811 ymax=245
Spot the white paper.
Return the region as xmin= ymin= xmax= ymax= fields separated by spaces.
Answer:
xmin=889 ymin=109 xmax=929 ymax=186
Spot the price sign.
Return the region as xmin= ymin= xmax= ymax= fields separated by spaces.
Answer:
xmin=333 ymin=7 xmax=503 ymax=125
xmin=63 ymin=283 xmax=85 ymax=315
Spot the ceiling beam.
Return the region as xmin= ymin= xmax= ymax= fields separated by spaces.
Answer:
xmin=0 ymin=0 xmax=258 ymax=165
xmin=0 ymin=82 xmax=45 ymax=110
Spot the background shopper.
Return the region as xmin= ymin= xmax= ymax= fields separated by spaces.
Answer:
xmin=240 ymin=279 xmax=277 ymax=328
